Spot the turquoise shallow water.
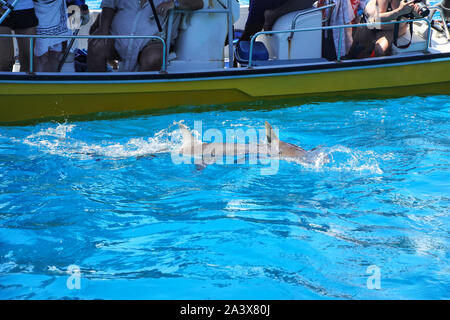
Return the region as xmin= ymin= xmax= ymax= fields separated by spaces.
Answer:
xmin=0 ymin=0 xmax=449 ymax=300
xmin=0 ymin=95 xmax=449 ymax=299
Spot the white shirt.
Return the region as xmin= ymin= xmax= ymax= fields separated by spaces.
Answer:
xmin=101 ymin=0 xmax=181 ymax=71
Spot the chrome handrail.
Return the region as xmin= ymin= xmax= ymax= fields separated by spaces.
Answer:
xmin=247 ymin=17 xmax=433 ymax=68
xmin=429 ymin=2 xmax=450 ymax=39
xmin=288 ymin=3 xmax=336 ymax=40
xmin=0 ymin=0 xmax=20 ymax=24
xmin=0 ymin=34 xmax=167 ymax=73
xmin=2 ymin=2 xmax=236 ymax=73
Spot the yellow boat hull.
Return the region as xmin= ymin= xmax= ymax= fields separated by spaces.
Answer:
xmin=1 ymin=55 xmax=450 ymax=124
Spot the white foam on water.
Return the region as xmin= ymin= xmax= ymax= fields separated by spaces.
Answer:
xmin=284 ymin=145 xmax=386 ymax=174
xmin=22 ymin=122 xmax=184 ymax=160
xmin=322 ymin=145 xmax=385 ymax=174
xmin=20 ymin=123 xmax=388 ymax=174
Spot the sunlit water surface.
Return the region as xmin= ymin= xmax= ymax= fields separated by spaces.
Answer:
xmin=0 ymin=0 xmax=449 ymax=300
xmin=0 ymin=95 xmax=449 ymax=299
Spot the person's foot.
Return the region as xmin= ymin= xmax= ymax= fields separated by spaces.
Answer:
xmin=263 ymin=9 xmax=277 ymax=31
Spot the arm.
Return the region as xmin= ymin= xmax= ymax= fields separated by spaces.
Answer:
xmin=374 ymin=0 xmax=415 ymax=21
xmin=93 ymin=7 xmax=115 ymax=35
xmin=89 ymin=7 xmax=115 ymax=48
xmin=156 ymin=0 xmax=204 ymax=16
xmin=177 ymin=0 xmax=204 ymax=10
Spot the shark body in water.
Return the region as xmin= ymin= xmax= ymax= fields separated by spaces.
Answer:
xmin=177 ymin=122 xmax=330 ymax=166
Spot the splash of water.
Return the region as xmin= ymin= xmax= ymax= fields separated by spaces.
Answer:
xmin=20 ymin=123 xmax=387 ymax=174
xmin=324 ymin=145 xmax=385 ymax=174
xmin=22 ymin=122 xmax=183 ymax=160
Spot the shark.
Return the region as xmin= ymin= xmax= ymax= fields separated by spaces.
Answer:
xmin=177 ymin=122 xmax=330 ymax=166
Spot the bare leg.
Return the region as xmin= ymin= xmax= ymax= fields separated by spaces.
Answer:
xmin=347 ymin=26 xmax=377 ymax=59
xmin=34 ymin=53 xmax=49 ymax=72
xmin=87 ymin=14 xmax=116 ymax=72
xmin=240 ymin=0 xmax=265 ymax=41
xmin=48 ymin=50 xmax=64 ymax=72
xmin=15 ymin=27 xmax=35 ymax=72
xmin=35 ymin=50 xmax=64 ymax=72
xmin=240 ymin=0 xmax=315 ymax=41
xmin=263 ymin=0 xmax=315 ymax=31
xmin=0 ymin=26 xmax=14 ymax=71
xmin=240 ymin=22 xmax=264 ymax=41
xmin=87 ymin=36 xmax=117 ymax=72
xmin=138 ymin=42 xmax=163 ymax=71
xmin=374 ymin=30 xmax=394 ymax=56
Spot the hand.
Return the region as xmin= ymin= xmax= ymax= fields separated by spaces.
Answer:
xmin=411 ymin=3 xmax=425 ymax=17
xmin=156 ymin=1 xmax=175 ymax=16
xmin=397 ymin=0 xmax=414 ymax=16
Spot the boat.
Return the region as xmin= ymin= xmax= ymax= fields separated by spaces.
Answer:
xmin=0 ymin=0 xmax=449 ymax=124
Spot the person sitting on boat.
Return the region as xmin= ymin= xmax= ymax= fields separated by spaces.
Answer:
xmin=328 ymin=0 xmax=372 ymax=59
xmin=87 ymin=0 xmax=204 ymax=72
xmin=0 ymin=0 xmax=38 ymax=72
xmin=348 ymin=0 xmax=425 ymax=58
xmin=33 ymin=0 xmax=72 ymax=72
xmin=239 ymin=0 xmax=315 ymax=42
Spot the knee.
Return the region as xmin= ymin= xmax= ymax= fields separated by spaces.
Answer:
xmin=88 ymin=40 xmax=108 ymax=59
xmin=139 ymin=53 xmax=163 ymax=71
xmin=374 ymin=44 xmax=390 ymax=57
xmin=374 ymin=38 xmax=392 ymax=57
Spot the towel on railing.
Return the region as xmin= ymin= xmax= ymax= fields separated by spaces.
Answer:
xmin=330 ymin=0 xmax=355 ymax=57
xmin=34 ymin=0 xmax=71 ymax=57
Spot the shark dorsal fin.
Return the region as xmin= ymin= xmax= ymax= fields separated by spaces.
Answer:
xmin=179 ymin=123 xmax=196 ymax=146
xmin=265 ymin=121 xmax=280 ymax=144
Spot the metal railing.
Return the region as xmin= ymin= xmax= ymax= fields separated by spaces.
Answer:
xmin=166 ymin=0 xmax=235 ymax=67
xmin=1 ymin=1 xmax=235 ymax=73
xmin=0 ymin=3 xmax=439 ymax=73
xmin=0 ymin=34 xmax=167 ymax=73
xmin=0 ymin=0 xmax=19 ymax=24
xmin=429 ymin=2 xmax=450 ymax=39
xmin=288 ymin=3 xmax=336 ymax=40
xmin=247 ymin=17 xmax=433 ymax=68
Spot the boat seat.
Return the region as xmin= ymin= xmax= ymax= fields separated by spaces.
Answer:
xmin=259 ymin=9 xmax=323 ymax=61
xmin=169 ymin=0 xmax=240 ymax=72
xmin=391 ymin=32 xmax=428 ymax=55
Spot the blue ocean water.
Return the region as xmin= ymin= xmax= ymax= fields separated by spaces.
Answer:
xmin=0 ymin=95 xmax=449 ymax=299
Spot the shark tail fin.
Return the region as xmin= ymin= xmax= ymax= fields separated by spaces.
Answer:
xmin=265 ymin=121 xmax=280 ymax=144
xmin=179 ymin=123 xmax=196 ymax=146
